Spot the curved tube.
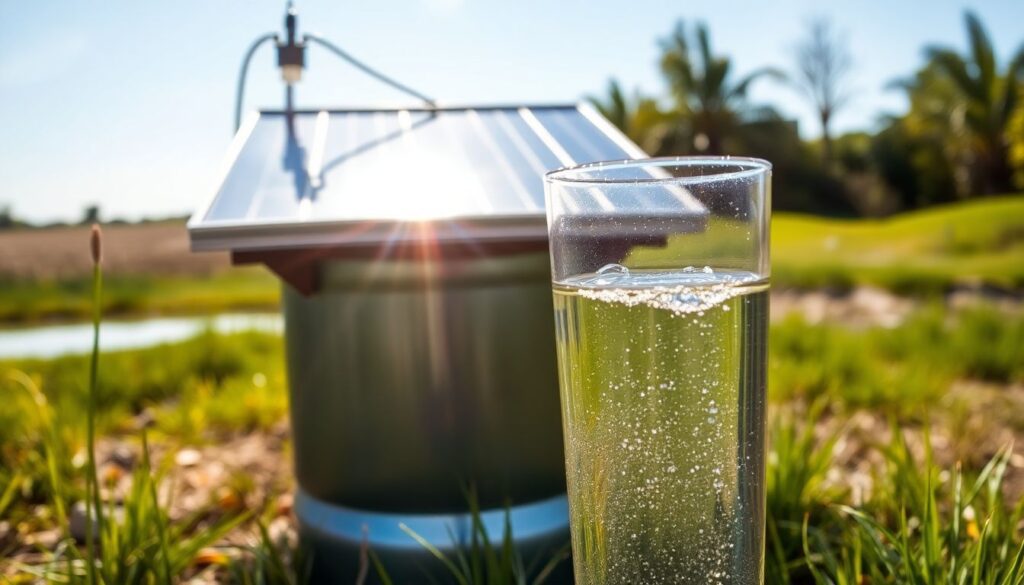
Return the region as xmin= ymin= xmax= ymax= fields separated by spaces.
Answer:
xmin=235 ymin=33 xmax=279 ymax=132
xmin=305 ymin=33 xmax=436 ymax=107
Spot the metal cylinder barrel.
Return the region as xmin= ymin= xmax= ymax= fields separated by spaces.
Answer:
xmin=283 ymin=250 xmax=569 ymax=582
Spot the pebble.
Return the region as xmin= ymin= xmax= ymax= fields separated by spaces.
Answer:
xmin=105 ymin=444 xmax=136 ymax=469
xmin=175 ymin=448 xmax=202 ymax=467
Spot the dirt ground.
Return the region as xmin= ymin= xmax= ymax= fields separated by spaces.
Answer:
xmin=0 ymin=222 xmax=229 ymax=280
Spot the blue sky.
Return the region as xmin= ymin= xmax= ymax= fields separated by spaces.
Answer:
xmin=1 ymin=0 xmax=1021 ymax=223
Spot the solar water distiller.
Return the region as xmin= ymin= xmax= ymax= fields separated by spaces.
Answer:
xmin=188 ymin=101 xmax=709 ymax=581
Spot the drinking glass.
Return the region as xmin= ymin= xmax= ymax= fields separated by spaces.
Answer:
xmin=544 ymin=157 xmax=771 ymax=584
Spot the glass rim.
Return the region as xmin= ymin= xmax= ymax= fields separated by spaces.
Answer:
xmin=544 ymin=156 xmax=772 ymax=186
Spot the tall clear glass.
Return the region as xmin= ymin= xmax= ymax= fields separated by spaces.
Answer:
xmin=544 ymin=157 xmax=771 ymax=584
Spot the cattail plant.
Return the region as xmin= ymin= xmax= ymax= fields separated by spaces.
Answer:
xmin=84 ymin=224 xmax=104 ymax=585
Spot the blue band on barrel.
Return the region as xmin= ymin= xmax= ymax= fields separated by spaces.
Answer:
xmin=295 ymin=490 xmax=570 ymax=550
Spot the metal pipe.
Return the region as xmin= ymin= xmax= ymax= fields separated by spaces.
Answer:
xmin=234 ymin=32 xmax=279 ymax=132
xmin=304 ymin=33 xmax=436 ymax=107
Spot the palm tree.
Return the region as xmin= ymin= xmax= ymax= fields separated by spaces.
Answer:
xmin=1011 ymin=105 xmax=1024 ymax=189
xmin=924 ymin=11 xmax=1024 ymax=194
xmin=588 ymin=80 xmax=688 ymax=155
xmin=659 ymin=20 xmax=782 ymax=155
xmin=588 ymin=79 xmax=631 ymax=136
xmin=889 ymin=62 xmax=975 ymax=200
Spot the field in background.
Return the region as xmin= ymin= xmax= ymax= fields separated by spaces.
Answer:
xmin=0 ymin=221 xmax=276 ymax=323
xmin=772 ymin=195 xmax=1024 ymax=292
xmin=0 ymin=221 xmax=226 ymax=279
xmin=0 ymin=195 xmax=1021 ymax=324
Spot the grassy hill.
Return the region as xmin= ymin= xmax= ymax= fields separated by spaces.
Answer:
xmin=772 ymin=195 xmax=1024 ymax=293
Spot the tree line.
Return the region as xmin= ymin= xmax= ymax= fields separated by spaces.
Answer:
xmin=590 ymin=11 xmax=1024 ymax=217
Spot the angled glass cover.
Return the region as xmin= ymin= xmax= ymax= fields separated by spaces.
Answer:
xmin=188 ymin=104 xmax=700 ymax=251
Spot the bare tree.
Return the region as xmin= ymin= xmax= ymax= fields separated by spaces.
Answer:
xmin=794 ymin=18 xmax=853 ymax=165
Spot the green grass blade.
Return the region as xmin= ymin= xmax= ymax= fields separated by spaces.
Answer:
xmin=368 ymin=549 xmax=395 ymax=585
xmin=1003 ymin=537 xmax=1024 ymax=585
xmin=766 ymin=515 xmax=791 ymax=585
xmin=141 ymin=433 xmax=173 ymax=585
xmin=0 ymin=470 xmax=22 ymax=519
xmin=500 ymin=506 xmax=514 ymax=585
xmin=399 ymin=523 xmax=468 ymax=585
xmin=971 ymin=517 xmax=991 ymax=585
xmin=444 ymin=524 xmax=473 ymax=582
xmin=801 ymin=513 xmax=830 ymax=585
xmin=85 ymin=259 xmax=103 ymax=585
xmin=951 ymin=462 xmax=963 ymax=578
xmin=922 ymin=472 xmax=940 ymax=581
xmin=257 ymin=518 xmax=290 ymax=584
xmin=530 ymin=543 xmax=570 ymax=585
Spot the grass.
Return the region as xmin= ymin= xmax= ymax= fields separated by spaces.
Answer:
xmin=5 ymin=367 xmax=1020 ymax=582
xmin=771 ymin=304 xmax=1024 ymax=412
xmin=0 ymin=269 xmax=279 ymax=324
xmin=819 ymin=438 xmax=1023 ymax=584
xmin=2 ymin=229 xmax=253 ymax=585
xmin=0 ymin=330 xmax=288 ymax=541
xmin=2 ymin=299 xmax=1023 ymax=581
xmin=766 ymin=412 xmax=1024 ymax=584
xmin=771 ymin=195 xmax=1024 ymax=294
xmin=396 ymin=487 xmax=570 ymax=585
xmin=631 ymin=194 xmax=1024 ymax=295
xmin=0 ymin=330 xmax=286 ymax=443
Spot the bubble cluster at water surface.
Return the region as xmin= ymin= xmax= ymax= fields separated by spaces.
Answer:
xmin=567 ymin=266 xmax=764 ymax=316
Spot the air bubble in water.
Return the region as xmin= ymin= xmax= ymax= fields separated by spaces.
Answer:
xmin=597 ymin=263 xmax=629 ymax=275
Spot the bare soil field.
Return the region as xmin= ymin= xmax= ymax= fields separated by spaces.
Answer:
xmin=0 ymin=222 xmax=229 ymax=280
